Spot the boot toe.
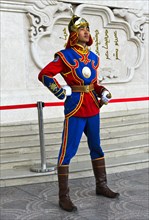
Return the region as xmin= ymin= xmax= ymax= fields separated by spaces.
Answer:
xmin=96 ymin=187 xmax=120 ymax=198
xmin=72 ymin=205 xmax=78 ymax=212
xmin=59 ymin=200 xmax=77 ymax=212
xmin=114 ymin=192 xmax=120 ymax=198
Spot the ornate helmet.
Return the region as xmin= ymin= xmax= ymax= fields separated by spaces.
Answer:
xmin=68 ymin=15 xmax=89 ymax=33
xmin=66 ymin=15 xmax=93 ymax=48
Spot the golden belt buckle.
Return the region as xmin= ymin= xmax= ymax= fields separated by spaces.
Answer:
xmin=84 ymin=85 xmax=90 ymax=92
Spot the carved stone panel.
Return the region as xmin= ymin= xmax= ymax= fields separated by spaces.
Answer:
xmin=74 ymin=4 xmax=144 ymax=84
xmin=1 ymin=1 xmax=145 ymax=84
xmin=26 ymin=3 xmax=145 ymax=84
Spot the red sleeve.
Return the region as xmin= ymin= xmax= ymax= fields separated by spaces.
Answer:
xmin=38 ymin=56 xmax=67 ymax=82
xmin=94 ymin=82 xmax=106 ymax=98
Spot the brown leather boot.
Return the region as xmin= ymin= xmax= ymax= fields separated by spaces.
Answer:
xmin=92 ymin=158 xmax=119 ymax=198
xmin=58 ymin=165 xmax=77 ymax=212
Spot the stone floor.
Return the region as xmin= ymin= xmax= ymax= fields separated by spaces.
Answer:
xmin=0 ymin=168 xmax=149 ymax=220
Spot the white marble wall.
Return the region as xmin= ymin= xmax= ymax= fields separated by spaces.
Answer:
xmin=1 ymin=0 xmax=148 ymax=124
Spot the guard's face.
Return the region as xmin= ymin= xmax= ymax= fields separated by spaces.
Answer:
xmin=77 ymin=25 xmax=90 ymax=44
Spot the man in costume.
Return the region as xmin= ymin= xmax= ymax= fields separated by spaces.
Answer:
xmin=38 ymin=15 xmax=119 ymax=212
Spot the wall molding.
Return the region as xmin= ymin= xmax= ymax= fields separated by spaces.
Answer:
xmin=1 ymin=1 xmax=147 ymax=83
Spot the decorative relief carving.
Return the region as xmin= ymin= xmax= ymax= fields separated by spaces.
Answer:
xmin=1 ymin=1 xmax=146 ymax=84
xmin=27 ymin=13 xmax=49 ymax=42
xmin=26 ymin=3 xmax=145 ymax=83
xmin=113 ymin=8 xmax=146 ymax=43
xmin=27 ymin=0 xmax=57 ymax=9
xmin=1 ymin=0 xmax=72 ymax=68
xmin=74 ymin=4 xmax=145 ymax=84
xmin=34 ymin=0 xmax=57 ymax=8
xmin=26 ymin=1 xmax=72 ymax=68
xmin=0 ymin=0 xmax=57 ymax=12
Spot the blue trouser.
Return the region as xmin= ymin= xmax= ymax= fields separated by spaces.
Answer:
xmin=58 ymin=114 xmax=104 ymax=165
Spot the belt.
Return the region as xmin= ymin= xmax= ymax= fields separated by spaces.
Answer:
xmin=71 ymin=84 xmax=94 ymax=93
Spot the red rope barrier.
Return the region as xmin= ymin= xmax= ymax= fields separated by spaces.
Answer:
xmin=44 ymin=102 xmax=64 ymax=107
xmin=0 ymin=103 xmax=37 ymax=110
xmin=109 ymin=96 xmax=149 ymax=103
xmin=0 ymin=97 xmax=148 ymax=110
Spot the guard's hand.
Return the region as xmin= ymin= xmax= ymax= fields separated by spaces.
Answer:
xmin=101 ymin=90 xmax=112 ymax=105
xmin=62 ymin=85 xmax=72 ymax=96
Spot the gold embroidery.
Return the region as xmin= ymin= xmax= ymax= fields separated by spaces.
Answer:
xmin=49 ymin=83 xmax=58 ymax=92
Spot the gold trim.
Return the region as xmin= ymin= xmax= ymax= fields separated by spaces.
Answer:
xmin=71 ymin=84 xmax=94 ymax=93
xmin=57 ymin=90 xmax=65 ymax=98
xmin=74 ymin=44 xmax=89 ymax=54
xmin=56 ymin=51 xmax=83 ymax=85
xmin=59 ymin=118 xmax=69 ymax=165
xmin=65 ymin=93 xmax=84 ymax=118
xmin=58 ymin=165 xmax=69 ymax=167
xmin=92 ymin=157 xmax=104 ymax=161
xmin=90 ymin=92 xmax=100 ymax=108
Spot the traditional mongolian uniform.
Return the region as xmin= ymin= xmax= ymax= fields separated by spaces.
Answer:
xmin=38 ymin=15 xmax=119 ymax=213
xmin=38 ymin=44 xmax=105 ymax=165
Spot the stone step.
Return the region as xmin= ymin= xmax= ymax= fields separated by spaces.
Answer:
xmin=0 ymin=111 xmax=148 ymax=137
xmin=0 ymin=138 xmax=148 ymax=170
xmin=1 ymin=152 xmax=148 ymax=187
xmin=1 ymin=116 xmax=148 ymax=138
xmin=1 ymin=137 xmax=148 ymax=161
xmin=0 ymin=108 xmax=148 ymax=133
xmin=0 ymin=109 xmax=148 ymax=187
xmin=0 ymin=120 xmax=148 ymax=144
xmin=1 ymin=131 xmax=147 ymax=154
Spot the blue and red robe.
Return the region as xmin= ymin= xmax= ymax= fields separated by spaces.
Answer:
xmin=38 ymin=44 xmax=106 ymax=118
xmin=38 ymin=44 xmax=106 ymax=164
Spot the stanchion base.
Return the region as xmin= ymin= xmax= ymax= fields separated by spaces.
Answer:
xmin=30 ymin=163 xmax=57 ymax=173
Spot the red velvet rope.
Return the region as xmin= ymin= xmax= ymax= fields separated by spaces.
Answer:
xmin=0 ymin=97 xmax=149 ymax=110
xmin=109 ymin=97 xmax=149 ymax=103
xmin=0 ymin=103 xmax=37 ymax=110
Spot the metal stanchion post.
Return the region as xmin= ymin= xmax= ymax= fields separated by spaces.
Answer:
xmin=30 ymin=101 xmax=56 ymax=173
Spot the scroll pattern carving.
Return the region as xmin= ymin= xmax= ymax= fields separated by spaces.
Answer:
xmin=74 ymin=4 xmax=145 ymax=83
xmin=113 ymin=8 xmax=146 ymax=43
xmin=0 ymin=0 xmax=72 ymax=68
xmin=27 ymin=3 xmax=146 ymax=83
xmin=27 ymin=2 xmax=71 ymax=42
xmin=1 ymin=1 xmax=146 ymax=83
xmin=27 ymin=13 xmax=50 ymax=42
xmin=26 ymin=1 xmax=72 ymax=68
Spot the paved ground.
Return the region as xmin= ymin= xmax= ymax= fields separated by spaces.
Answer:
xmin=0 ymin=168 xmax=149 ymax=220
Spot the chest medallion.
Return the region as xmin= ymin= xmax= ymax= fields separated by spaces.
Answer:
xmin=82 ymin=66 xmax=91 ymax=78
